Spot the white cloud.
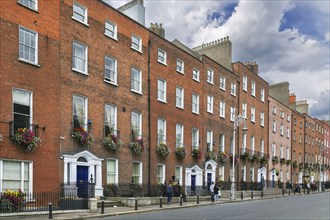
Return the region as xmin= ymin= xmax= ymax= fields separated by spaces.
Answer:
xmin=105 ymin=0 xmax=329 ymax=119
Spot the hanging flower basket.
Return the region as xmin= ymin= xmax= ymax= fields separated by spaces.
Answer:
xmin=102 ymin=134 xmax=123 ymax=152
xmin=240 ymin=152 xmax=250 ymax=163
xmin=230 ymin=155 xmax=239 ymax=164
xmin=206 ymin=151 xmax=216 ymax=161
xmin=129 ymin=138 xmax=144 ymax=155
xmin=280 ymin=158 xmax=286 ymax=165
xmin=192 ymin=148 xmax=201 ymax=159
xmin=11 ymin=128 xmax=41 ymax=152
xmin=260 ymin=156 xmax=268 ymax=166
xmin=292 ymin=161 xmax=298 ymax=169
xmin=251 ymin=154 xmax=260 ymax=163
xmin=218 ymin=151 xmax=228 ymax=163
xmin=299 ymin=162 xmax=303 ymax=170
xmin=72 ymin=127 xmax=93 ymax=147
xmin=175 ymin=147 xmax=186 ymax=160
xmin=272 ymin=156 xmax=279 ymax=164
xmin=286 ymin=159 xmax=292 ymax=165
xmin=156 ymin=142 xmax=171 ymax=158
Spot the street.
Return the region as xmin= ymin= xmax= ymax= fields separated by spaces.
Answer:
xmin=104 ymin=192 xmax=330 ymax=220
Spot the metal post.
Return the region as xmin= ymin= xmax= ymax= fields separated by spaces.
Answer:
xmin=289 ymin=189 xmax=291 ymax=195
xmin=197 ymin=194 xmax=199 ymax=204
xmin=251 ymin=191 xmax=253 ymax=199
xmin=241 ymin=191 xmax=243 ymax=200
xmin=180 ymin=194 xmax=183 ymax=206
xmin=135 ymin=198 xmax=138 ymax=210
xmin=101 ymin=200 xmax=104 ymax=214
xmin=261 ymin=190 xmax=263 ymax=198
xmin=48 ymin=203 xmax=53 ymax=219
xmin=282 ymin=189 xmax=284 ymax=196
xmin=160 ymin=196 xmax=162 ymax=208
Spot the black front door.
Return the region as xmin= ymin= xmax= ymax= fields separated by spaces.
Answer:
xmin=77 ymin=166 xmax=88 ymax=198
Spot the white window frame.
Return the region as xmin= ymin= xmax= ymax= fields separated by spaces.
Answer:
xmin=272 ymin=121 xmax=277 ymax=133
xmin=280 ymin=145 xmax=284 ymax=158
xmin=219 ymin=134 xmax=225 ymax=152
xmin=175 ymin=166 xmax=182 ymax=185
xmin=260 ymin=139 xmax=264 ymax=156
xmin=219 ymin=101 xmax=225 ymax=118
xmin=192 ymin=93 xmax=199 ymax=114
xmin=19 ymin=26 xmax=38 ymax=65
xmin=157 ymin=78 xmax=166 ymax=102
xmin=13 ymin=88 xmax=33 ymax=131
xmin=104 ymin=104 xmax=117 ymax=136
xmin=157 ymin=164 xmax=165 ymax=184
xmin=73 ymin=94 xmax=88 ymax=130
xmin=176 ymin=123 xmax=184 ymax=148
xmin=105 ymin=20 xmax=117 ymax=40
xmin=72 ymin=1 xmax=88 ymax=25
xmin=260 ymin=88 xmax=265 ymax=102
xmin=72 ymin=41 xmax=88 ymax=74
xmin=286 ymin=127 xmax=290 ymax=138
xmin=131 ymin=111 xmax=142 ymax=140
xmin=219 ymin=166 xmax=225 ymax=181
xmin=131 ymin=67 xmax=142 ymax=94
xmin=131 ymin=35 xmax=142 ymax=52
xmin=242 ymin=75 xmax=247 ymax=92
xmin=18 ymin=0 xmax=38 ymax=11
xmin=207 ymin=95 xmax=214 ymax=114
xmin=272 ymin=143 xmax=276 ymax=157
xmin=286 ymin=147 xmax=290 ymax=160
xmin=192 ymin=128 xmax=199 ymax=149
xmin=230 ymin=83 xmax=236 ymax=96
xmin=157 ymin=118 xmax=166 ymax=145
xmin=242 ymin=133 xmax=247 ymax=153
xmin=260 ymin=112 xmax=264 ymax=127
xmin=104 ymin=55 xmax=117 ymax=84
xmin=207 ymin=130 xmax=213 ymax=151
xmin=0 ymin=159 xmax=33 ymax=194
xmin=251 ymin=81 xmax=256 ymax=97
xmin=192 ymin=68 xmax=200 ymax=81
xmin=251 ymin=107 xmax=255 ymax=122
xmin=106 ymin=158 xmax=118 ymax=184
xmin=250 ymin=167 xmax=254 ymax=182
xmin=207 ymin=69 xmax=214 ymax=84
xmin=176 ymin=59 xmax=184 ymax=73
xmin=242 ymin=103 xmax=247 ymax=119
xmin=230 ymin=107 xmax=235 ymax=122
xmin=219 ymin=76 xmax=226 ymax=90
xmin=250 ymin=136 xmax=255 ymax=154
xmin=280 ymin=124 xmax=284 ymax=136
xmin=157 ymin=48 xmax=167 ymax=65
xmin=132 ymin=161 xmax=142 ymax=184
xmin=242 ymin=165 xmax=246 ymax=181
xmin=176 ymin=86 xmax=184 ymax=109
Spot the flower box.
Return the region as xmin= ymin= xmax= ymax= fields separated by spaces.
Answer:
xmin=192 ymin=148 xmax=201 ymax=159
xmin=260 ymin=156 xmax=268 ymax=166
xmin=102 ymin=134 xmax=123 ymax=152
xmin=11 ymin=128 xmax=41 ymax=152
xmin=280 ymin=158 xmax=286 ymax=165
xmin=272 ymin=156 xmax=279 ymax=164
xmin=129 ymin=138 xmax=144 ymax=155
xmin=206 ymin=151 xmax=216 ymax=161
xmin=240 ymin=152 xmax=250 ymax=163
xmin=175 ymin=147 xmax=186 ymax=160
xmin=156 ymin=143 xmax=171 ymax=158
xmin=218 ymin=151 xmax=228 ymax=163
xmin=72 ymin=127 xmax=93 ymax=148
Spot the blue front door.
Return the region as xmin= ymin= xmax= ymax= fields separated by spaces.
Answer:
xmin=191 ymin=175 xmax=196 ymax=194
xmin=207 ymin=173 xmax=212 ymax=191
xmin=77 ymin=166 xmax=88 ymax=198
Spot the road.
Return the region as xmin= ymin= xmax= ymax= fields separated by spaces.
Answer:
xmin=104 ymin=192 xmax=330 ymax=220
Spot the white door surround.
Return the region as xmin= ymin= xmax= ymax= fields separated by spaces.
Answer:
xmin=63 ymin=150 xmax=103 ymax=197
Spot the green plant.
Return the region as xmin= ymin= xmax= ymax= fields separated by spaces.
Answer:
xmin=156 ymin=142 xmax=171 ymax=158
xmin=175 ymin=147 xmax=186 ymax=160
xmin=102 ymin=134 xmax=123 ymax=152
xmin=11 ymin=128 xmax=41 ymax=152
xmin=218 ymin=151 xmax=228 ymax=163
xmin=280 ymin=158 xmax=286 ymax=165
xmin=292 ymin=160 xmax=298 ymax=169
xmin=129 ymin=138 xmax=144 ymax=155
xmin=272 ymin=156 xmax=279 ymax=164
xmin=240 ymin=152 xmax=250 ymax=163
xmin=0 ymin=189 xmax=26 ymax=213
xmin=251 ymin=154 xmax=260 ymax=163
xmin=206 ymin=151 xmax=216 ymax=161
xmin=260 ymin=156 xmax=268 ymax=166
xmin=299 ymin=162 xmax=303 ymax=170
xmin=72 ymin=127 xmax=94 ymax=147
xmin=286 ymin=159 xmax=291 ymax=165
xmin=192 ymin=148 xmax=201 ymax=159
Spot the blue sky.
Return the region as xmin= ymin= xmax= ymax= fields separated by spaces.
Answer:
xmin=106 ymin=0 xmax=330 ymax=120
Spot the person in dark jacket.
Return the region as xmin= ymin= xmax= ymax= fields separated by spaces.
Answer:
xmin=214 ymin=184 xmax=220 ymax=201
xmin=166 ymin=182 xmax=173 ymax=204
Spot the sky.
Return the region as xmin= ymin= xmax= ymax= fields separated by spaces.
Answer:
xmin=106 ymin=0 xmax=330 ymax=120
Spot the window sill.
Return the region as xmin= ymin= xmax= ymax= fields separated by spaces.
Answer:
xmin=220 ymin=88 xmax=226 ymax=91
xmin=157 ymin=99 xmax=167 ymax=103
xmin=219 ymin=115 xmax=225 ymax=119
xmin=231 ymin=93 xmax=236 ymax=97
xmin=207 ymin=81 xmax=214 ymax=86
xmin=193 ymin=78 xmax=200 ymax=83
xmin=72 ymin=17 xmax=89 ymax=27
xmin=131 ymin=90 xmax=143 ymax=95
xmin=176 ymin=106 xmax=184 ymax=110
xmin=157 ymin=60 xmax=167 ymax=66
xmin=18 ymin=58 xmax=40 ymax=67
xmin=207 ymin=111 xmax=214 ymax=115
xmin=72 ymin=68 xmax=89 ymax=76
xmin=131 ymin=47 xmax=143 ymax=54
xmin=104 ymin=33 xmax=118 ymax=41
xmin=104 ymin=80 xmax=118 ymax=87
xmin=192 ymin=111 xmax=199 ymax=115
xmin=176 ymin=70 xmax=184 ymax=75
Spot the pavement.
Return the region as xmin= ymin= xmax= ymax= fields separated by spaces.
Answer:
xmin=0 ymin=191 xmax=327 ymax=220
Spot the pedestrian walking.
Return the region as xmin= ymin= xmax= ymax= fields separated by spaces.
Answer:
xmin=166 ymin=182 xmax=173 ymax=204
xmin=214 ymin=183 xmax=219 ymax=201
xmin=209 ymin=182 xmax=215 ymax=202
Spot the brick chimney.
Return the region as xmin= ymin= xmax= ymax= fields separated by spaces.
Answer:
xmin=244 ymin=62 xmax=258 ymax=75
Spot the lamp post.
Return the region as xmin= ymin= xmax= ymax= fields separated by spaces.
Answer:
xmin=230 ymin=114 xmax=247 ymax=201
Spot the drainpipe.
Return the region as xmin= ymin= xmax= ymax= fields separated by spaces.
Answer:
xmin=147 ymin=39 xmax=151 ymax=196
